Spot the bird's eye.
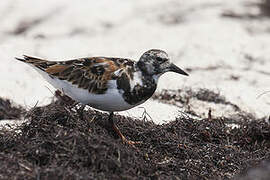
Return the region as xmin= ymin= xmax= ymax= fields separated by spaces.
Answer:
xmin=156 ymin=57 xmax=164 ymax=62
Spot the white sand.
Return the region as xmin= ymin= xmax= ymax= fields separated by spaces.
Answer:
xmin=0 ymin=0 xmax=269 ymax=124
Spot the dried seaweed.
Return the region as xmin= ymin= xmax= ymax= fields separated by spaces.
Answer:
xmin=0 ymin=94 xmax=269 ymax=179
xmin=0 ymin=98 xmax=23 ymax=120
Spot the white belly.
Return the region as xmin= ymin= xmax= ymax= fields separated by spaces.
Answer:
xmin=33 ymin=66 xmax=141 ymax=112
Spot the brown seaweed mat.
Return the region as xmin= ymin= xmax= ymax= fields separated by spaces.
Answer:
xmin=0 ymin=94 xmax=269 ymax=180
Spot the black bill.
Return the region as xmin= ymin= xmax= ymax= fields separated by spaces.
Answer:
xmin=169 ymin=63 xmax=189 ymax=76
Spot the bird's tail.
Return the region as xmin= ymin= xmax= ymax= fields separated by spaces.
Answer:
xmin=15 ymin=55 xmax=45 ymax=63
xmin=15 ymin=55 xmax=54 ymax=72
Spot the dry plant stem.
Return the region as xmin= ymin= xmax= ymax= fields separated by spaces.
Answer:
xmin=77 ymin=104 xmax=86 ymax=120
xmin=208 ymin=108 xmax=212 ymax=120
xmin=55 ymin=90 xmax=75 ymax=105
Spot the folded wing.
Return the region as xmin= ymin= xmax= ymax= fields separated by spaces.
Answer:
xmin=16 ymin=55 xmax=135 ymax=94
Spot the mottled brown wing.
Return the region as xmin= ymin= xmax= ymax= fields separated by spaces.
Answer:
xmin=16 ymin=55 xmax=135 ymax=94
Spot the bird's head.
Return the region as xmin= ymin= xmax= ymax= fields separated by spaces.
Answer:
xmin=137 ymin=49 xmax=188 ymax=79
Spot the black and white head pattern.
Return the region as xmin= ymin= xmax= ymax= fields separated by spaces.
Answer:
xmin=137 ymin=49 xmax=171 ymax=76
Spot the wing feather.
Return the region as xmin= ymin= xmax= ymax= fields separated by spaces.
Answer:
xmin=16 ymin=55 xmax=135 ymax=94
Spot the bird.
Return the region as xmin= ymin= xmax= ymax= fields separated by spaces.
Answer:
xmin=16 ymin=49 xmax=188 ymax=145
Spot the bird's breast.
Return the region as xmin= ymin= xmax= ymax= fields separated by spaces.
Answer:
xmin=116 ymin=71 xmax=157 ymax=105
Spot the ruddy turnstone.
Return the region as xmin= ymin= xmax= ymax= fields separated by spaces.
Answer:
xmin=16 ymin=49 xmax=188 ymax=145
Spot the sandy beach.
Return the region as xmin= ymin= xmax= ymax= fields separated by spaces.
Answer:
xmin=0 ymin=0 xmax=269 ymax=121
